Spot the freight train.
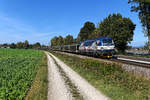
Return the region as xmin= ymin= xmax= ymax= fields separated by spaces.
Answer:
xmin=51 ymin=37 xmax=116 ymax=58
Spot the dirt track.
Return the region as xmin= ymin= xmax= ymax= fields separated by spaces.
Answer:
xmin=46 ymin=52 xmax=109 ymax=100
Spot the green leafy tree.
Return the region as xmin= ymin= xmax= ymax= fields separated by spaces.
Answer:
xmin=29 ymin=44 xmax=33 ymax=49
xmin=33 ymin=42 xmax=41 ymax=49
xmin=96 ymin=13 xmax=136 ymax=52
xmin=16 ymin=42 xmax=24 ymax=49
xmin=77 ymin=21 xmax=96 ymax=42
xmin=23 ymin=40 xmax=29 ymax=49
xmin=144 ymin=42 xmax=149 ymax=49
xmin=57 ymin=36 xmax=64 ymax=45
xmin=10 ymin=43 xmax=16 ymax=49
xmin=73 ymin=38 xmax=78 ymax=44
xmin=88 ymin=28 xmax=101 ymax=39
xmin=129 ymin=0 xmax=150 ymax=49
xmin=41 ymin=44 xmax=47 ymax=50
xmin=51 ymin=36 xmax=58 ymax=46
xmin=64 ymin=35 xmax=74 ymax=45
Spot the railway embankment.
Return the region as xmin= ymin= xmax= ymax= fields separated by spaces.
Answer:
xmin=51 ymin=51 xmax=150 ymax=100
xmin=122 ymin=64 xmax=150 ymax=79
xmin=112 ymin=55 xmax=150 ymax=78
xmin=56 ymin=51 xmax=150 ymax=78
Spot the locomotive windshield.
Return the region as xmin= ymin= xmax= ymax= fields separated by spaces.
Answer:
xmin=102 ymin=39 xmax=114 ymax=46
xmin=84 ymin=41 xmax=94 ymax=46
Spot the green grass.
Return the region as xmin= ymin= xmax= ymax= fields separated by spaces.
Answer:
xmin=0 ymin=49 xmax=43 ymax=100
xmin=25 ymin=53 xmax=48 ymax=100
xmin=51 ymin=51 xmax=150 ymax=100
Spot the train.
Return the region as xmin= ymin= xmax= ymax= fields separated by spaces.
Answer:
xmin=51 ymin=37 xmax=116 ymax=58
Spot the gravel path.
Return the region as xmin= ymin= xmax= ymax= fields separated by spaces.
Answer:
xmin=46 ymin=52 xmax=110 ymax=100
xmin=46 ymin=52 xmax=73 ymax=100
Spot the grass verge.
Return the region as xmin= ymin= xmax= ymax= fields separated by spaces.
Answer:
xmin=25 ymin=52 xmax=48 ymax=100
xmin=51 ymin=51 xmax=150 ymax=100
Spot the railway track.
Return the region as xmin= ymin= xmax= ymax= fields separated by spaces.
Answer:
xmin=53 ymin=51 xmax=150 ymax=68
xmin=111 ymin=58 xmax=150 ymax=68
xmin=113 ymin=55 xmax=150 ymax=68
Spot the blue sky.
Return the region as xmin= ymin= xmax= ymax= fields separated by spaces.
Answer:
xmin=0 ymin=0 xmax=148 ymax=46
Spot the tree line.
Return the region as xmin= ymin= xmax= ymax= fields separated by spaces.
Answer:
xmin=51 ymin=35 xmax=76 ymax=46
xmin=51 ymin=0 xmax=150 ymax=52
xmin=0 ymin=40 xmax=47 ymax=49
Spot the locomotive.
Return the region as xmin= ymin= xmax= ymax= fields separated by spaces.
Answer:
xmin=51 ymin=37 xmax=116 ymax=58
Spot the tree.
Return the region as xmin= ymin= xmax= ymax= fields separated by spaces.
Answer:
xmin=33 ymin=42 xmax=41 ymax=49
xmin=41 ymin=44 xmax=47 ymax=50
xmin=144 ymin=42 xmax=149 ymax=49
xmin=129 ymin=0 xmax=150 ymax=49
xmin=77 ymin=21 xmax=96 ymax=42
xmin=57 ymin=36 xmax=64 ymax=45
xmin=51 ymin=36 xmax=59 ymax=46
xmin=23 ymin=40 xmax=29 ymax=49
xmin=96 ymin=13 xmax=136 ymax=52
xmin=10 ymin=43 xmax=16 ymax=49
xmin=16 ymin=42 xmax=24 ymax=49
xmin=64 ymin=35 xmax=74 ymax=45
xmin=29 ymin=44 xmax=33 ymax=49
xmin=88 ymin=28 xmax=101 ymax=39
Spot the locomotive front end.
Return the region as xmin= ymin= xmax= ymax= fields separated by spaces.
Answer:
xmin=95 ymin=37 xmax=115 ymax=58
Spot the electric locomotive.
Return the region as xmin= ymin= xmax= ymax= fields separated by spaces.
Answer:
xmin=79 ymin=37 xmax=115 ymax=58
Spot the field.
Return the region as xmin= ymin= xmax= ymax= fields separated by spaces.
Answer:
xmin=0 ymin=49 xmax=43 ymax=100
xmin=52 ymin=51 xmax=150 ymax=100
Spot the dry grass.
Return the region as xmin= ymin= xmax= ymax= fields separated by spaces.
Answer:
xmin=25 ymin=52 xmax=48 ymax=100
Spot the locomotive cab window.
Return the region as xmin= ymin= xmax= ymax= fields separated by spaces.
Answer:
xmin=84 ymin=41 xmax=95 ymax=46
xmin=102 ymin=39 xmax=114 ymax=46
